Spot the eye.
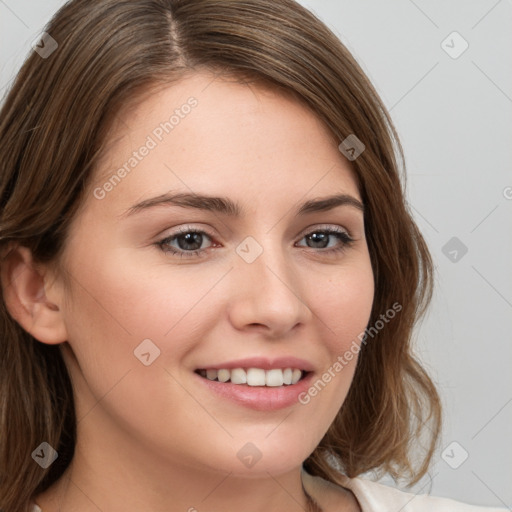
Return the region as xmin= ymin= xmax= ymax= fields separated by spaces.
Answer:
xmin=156 ymin=225 xmax=355 ymax=259
xmin=295 ymin=227 xmax=354 ymax=254
xmin=157 ymin=227 xmax=215 ymax=259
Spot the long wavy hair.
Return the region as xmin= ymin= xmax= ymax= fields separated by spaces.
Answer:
xmin=0 ymin=1 xmax=441 ymax=510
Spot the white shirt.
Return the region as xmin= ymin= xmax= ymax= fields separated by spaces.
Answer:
xmin=302 ymin=469 xmax=508 ymax=511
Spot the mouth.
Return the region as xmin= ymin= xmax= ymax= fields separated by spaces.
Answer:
xmin=195 ymin=367 xmax=309 ymax=387
xmin=192 ymin=357 xmax=315 ymax=411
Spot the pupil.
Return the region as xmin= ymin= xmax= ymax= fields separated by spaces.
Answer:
xmin=178 ymin=233 xmax=202 ymax=251
xmin=308 ymin=232 xmax=328 ymax=249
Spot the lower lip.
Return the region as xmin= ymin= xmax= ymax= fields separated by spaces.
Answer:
xmin=194 ymin=372 xmax=314 ymax=411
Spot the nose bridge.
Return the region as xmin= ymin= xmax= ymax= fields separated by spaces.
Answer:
xmin=229 ymin=233 xmax=311 ymax=334
xmin=237 ymin=233 xmax=294 ymax=292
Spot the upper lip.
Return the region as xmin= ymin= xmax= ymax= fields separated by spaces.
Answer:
xmin=196 ymin=356 xmax=315 ymax=372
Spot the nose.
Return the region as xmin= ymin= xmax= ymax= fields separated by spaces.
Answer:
xmin=227 ymin=239 xmax=313 ymax=339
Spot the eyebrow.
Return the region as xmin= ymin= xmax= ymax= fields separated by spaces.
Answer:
xmin=121 ymin=192 xmax=364 ymax=218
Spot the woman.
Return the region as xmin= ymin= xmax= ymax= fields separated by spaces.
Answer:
xmin=0 ymin=1 xmax=505 ymax=511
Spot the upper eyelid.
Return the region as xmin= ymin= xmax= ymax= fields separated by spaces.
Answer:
xmin=162 ymin=223 xmax=352 ymax=240
xmin=297 ymin=224 xmax=351 ymax=237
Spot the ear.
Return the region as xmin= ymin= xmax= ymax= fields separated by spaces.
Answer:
xmin=0 ymin=244 xmax=68 ymax=344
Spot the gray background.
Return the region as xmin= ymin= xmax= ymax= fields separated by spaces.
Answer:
xmin=1 ymin=0 xmax=511 ymax=508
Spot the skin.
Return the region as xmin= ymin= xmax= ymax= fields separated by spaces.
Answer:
xmin=3 ymin=71 xmax=373 ymax=511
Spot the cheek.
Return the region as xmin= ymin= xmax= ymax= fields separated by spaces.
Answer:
xmin=297 ymin=260 xmax=374 ymax=413
xmin=60 ymin=253 xmax=216 ymax=445
xmin=60 ymin=247 xmax=231 ymax=413
xmin=312 ymin=260 xmax=375 ymax=351
xmin=59 ymin=250 xmax=170 ymax=395
xmin=64 ymin=244 xmax=216 ymax=339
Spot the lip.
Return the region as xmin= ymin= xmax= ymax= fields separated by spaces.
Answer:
xmin=196 ymin=356 xmax=315 ymax=372
xmin=193 ymin=369 xmax=314 ymax=411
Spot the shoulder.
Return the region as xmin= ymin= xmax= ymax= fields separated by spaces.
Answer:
xmin=302 ymin=469 xmax=507 ymax=512
xmin=344 ymin=476 xmax=507 ymax=512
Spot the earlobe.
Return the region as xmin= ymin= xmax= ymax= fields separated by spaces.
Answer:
xmin=0 ymin=244 xmax=68 ymax=345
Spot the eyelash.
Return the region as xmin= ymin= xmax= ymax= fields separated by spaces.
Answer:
xmin=156 ymin=225 xmax=355 ymax=259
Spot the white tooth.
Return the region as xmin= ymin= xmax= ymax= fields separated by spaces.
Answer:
xmin=291 ymin=369 xmax=302 ymax=384
xmin=246 ymin=368 xmax=266 ymax=386
xmin=283 ymin=368 xmax=293 ymax=385
xmin=217 ymin=369 xmax=230 ymax=382
xmin=266 ymin=369 xmax=284 ymax=387
xmin=206 ymin=369 xmax=218 ymax=381
xmin=230 ymin=368 xmax=247 ymax=384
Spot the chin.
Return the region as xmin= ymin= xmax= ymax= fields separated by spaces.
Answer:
xmin=217 ymin=432 xmax=319 ymax=477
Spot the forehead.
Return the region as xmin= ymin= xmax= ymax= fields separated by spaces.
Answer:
xmin=85 ymin=71 xmax=360 ymax=218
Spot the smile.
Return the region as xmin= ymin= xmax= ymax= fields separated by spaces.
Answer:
xmin=196 ymin=367 xmax=306 ymax=387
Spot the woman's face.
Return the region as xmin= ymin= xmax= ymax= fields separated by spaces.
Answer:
xmin=53 ymin=71 xmax=374 ymax=477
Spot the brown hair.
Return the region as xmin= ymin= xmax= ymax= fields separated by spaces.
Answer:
xmin=0 ymin=0 xmax=441 ymax=510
